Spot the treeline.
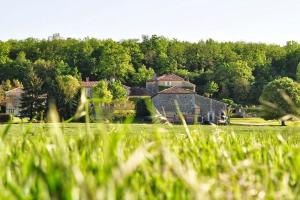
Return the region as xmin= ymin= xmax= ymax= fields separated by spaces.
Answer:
xmin=1 ymin=35 xmax=300 ymax=105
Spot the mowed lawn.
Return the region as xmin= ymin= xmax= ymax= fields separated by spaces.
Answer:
xmin=1 ymin=121 xmax=300 ymax=199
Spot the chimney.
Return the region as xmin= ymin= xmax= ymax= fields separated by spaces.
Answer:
xmin=86 ymin=77 xmax=89 ymax=82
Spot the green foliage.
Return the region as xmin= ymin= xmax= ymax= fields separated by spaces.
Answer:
xmin=260 ymin=77 xmax=300 ymax=123
xmin=1 ymin=36 xmax=300 ymax=105
xmin=20 ymin=70 xmax=46 ymax=120
xmin=2 ymin=79 xmax=12 ymax=91
xmin=109 ymin=80 xmax=128 ymax=102
xmin=296 ymin=63 xmax=300 ymax=82
xmin=92 ymin=80 xmax=113 ymax=103
xmin=0 ymin=42 xmax=10 ymax=64
xmin=133 ymin=97 xmax=155 ymax=121
xmin=121 ymin=39 xmax=144 ymax=69
xmin=56 ymin=75 xmax=81 ymax=118
xmin=204 ymin=81 xmax=219 ymax=97
xmin=222 ymin=98 xmax=236 ymax=107
xmin=174 ymin=69 xmax=191 ymax=79
xmin=215 ymin=60 xmax=254 ymax=103
xmin=113 ymin=110 xmax=135 ymax=122
xmin=0 ymin=114 xmax=12 ymax=122
xmin=130 ymin=65 xmax=155 ymax=86
xmin=93 ymin=40 xmax=134 ymax=81
xmin=57 ymin=75 xmax=81 ymax=102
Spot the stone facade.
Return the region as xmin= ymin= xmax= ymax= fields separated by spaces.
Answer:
xmin=146 ymin=74 xmax=195 ymax=94
xmin=195 ymin=95 xmax=227 ymax=123
xmin=152 ymin=93 xmax=197 ymax=123
xmin=147 ymin=74 xmax=227 ymax=124
xmin=5 ymin=88 xmax=23 ymax=116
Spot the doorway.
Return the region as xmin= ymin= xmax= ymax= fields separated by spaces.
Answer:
xmin=208 ymin=111 xmax=215 ymax=122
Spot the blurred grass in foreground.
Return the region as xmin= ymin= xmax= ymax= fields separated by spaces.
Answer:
xmin=1 ymin=122 xmax=300 ymax=199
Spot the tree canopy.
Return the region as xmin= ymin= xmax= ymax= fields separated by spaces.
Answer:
xmin=1 ymin=35 xmax=300 ymax=106
xmin=259 ymin=77 xmax=300 ymax=125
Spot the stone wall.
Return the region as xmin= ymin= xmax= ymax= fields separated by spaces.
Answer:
xmin=152 ymin=93 xmax=227 ymax=124
xmin=6 ymin=94 xmax=22 ymax=116
xmin=152 ymin=93 xmax=196 ymax=123
xmin=195 ymin=95 xmax=227 ymax=122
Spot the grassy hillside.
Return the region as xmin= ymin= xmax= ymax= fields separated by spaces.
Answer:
xmin=0 ymin=123 xmax=300 ymax=199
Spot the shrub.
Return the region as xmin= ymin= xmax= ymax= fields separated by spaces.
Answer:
xmin=113 ymin=110 xmax=135 ymax=122
xmin=0 ymin=113 xmax=12 ymax=122
xmin=260 ymin=77 xmax=300 ymax=125
xmin=130 ymin=97 xmax=155 ymax=122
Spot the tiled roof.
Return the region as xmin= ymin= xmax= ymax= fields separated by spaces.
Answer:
xmin=158 ymin=86 xmax=195 ymax=94
xmin=82 ymin=81 xmax=99 ymax=88
xmin=148 ymin=74 xmax=185 ymax=82
xmin=5 ymin=87 xmax=24 ymax=96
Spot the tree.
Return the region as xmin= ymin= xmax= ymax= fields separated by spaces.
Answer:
xmin=121 ymin=39 xmax=144 ymax=70
xmin=296 ymin=63 xmax=300 ymax=82
xmin=93 ymin=40 xmax=134 ymax=81
xmin=215 ymin=61 xmax=254 ymax=103
xmin=20 ymin=70 xmax=46 ymax=120
xmin=0 ymin=86 xmax=6 ymax=112
xmin=2 ymin=80 xmax=12 ymax=91
xmin=130 ymin=65 xmax=155 ymax=86
xmin=259 ymin=77 xmax=300 ymax=126
xmin=0 ymin=42 xmax=10 ymax=64
xmin=3 ymin=35 xmax=300 ymax=106
xmin=56 ymin=75 xmax=81 ymax=118
xmin=109 ymin=80 xmax=128 ymax=102
xmin=141 ymin=35 xmax=170 ymax=74
xmin=92 ymin=80 xmax=113 ymax=103
xmin=174 ymin=69 xmax=191 ymax=80
xmin=204 ymin=81 xmax=219 ymax=97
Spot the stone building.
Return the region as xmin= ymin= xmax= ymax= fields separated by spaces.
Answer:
xmin=147 ymin=74 xmax=227 ymax=124
xmin=146 ymin=74 xmax=195 ymax=94
xmin=82 ymin=78 xmax=100 ymax=98
xmin=5 ymin=87 xmax=24 ymax=116
xmin=195 ymin=95 xmax=227 ymax=123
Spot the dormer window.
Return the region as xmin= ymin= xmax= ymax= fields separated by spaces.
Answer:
xmin=165 ymin=81 xmax=172 ymax=86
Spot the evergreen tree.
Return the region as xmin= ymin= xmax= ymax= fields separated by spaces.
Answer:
xmin=20 ymin=70 xmax=46 ymax=120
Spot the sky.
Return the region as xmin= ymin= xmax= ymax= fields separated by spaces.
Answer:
xmin=0 ymin=0 xmax=300 ymax=44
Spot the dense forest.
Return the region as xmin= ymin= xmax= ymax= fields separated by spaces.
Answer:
xmin=1 ymin=34 xmax=300 ymax=106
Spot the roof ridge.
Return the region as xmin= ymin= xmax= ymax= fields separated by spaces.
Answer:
xmin=5 ymin=87 xmax=23 ymax=92
xmin=156 ymin=74 xmax=185 ymax=81
xmin=158 ymin=86 xmax=195 ymax=94
xmin=158 ymin=86 xmax=177 ymax=93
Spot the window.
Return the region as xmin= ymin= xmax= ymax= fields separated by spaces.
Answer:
xmin=7 ymin=109 xmax=14 ymax=114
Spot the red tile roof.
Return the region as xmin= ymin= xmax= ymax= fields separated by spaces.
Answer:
xmin=5 ymin=87 xmax=24 ymax=96
xmin=82 ymin=81 xmax=99 ymax=88
xmin=148 ymin=74 xmax=185 ymax=82
xmin=157 ymin=86 xmax=195 ymax=94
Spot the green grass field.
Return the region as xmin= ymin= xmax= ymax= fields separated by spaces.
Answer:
xmin=1 ymin=122 xmax=300 ymax=199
